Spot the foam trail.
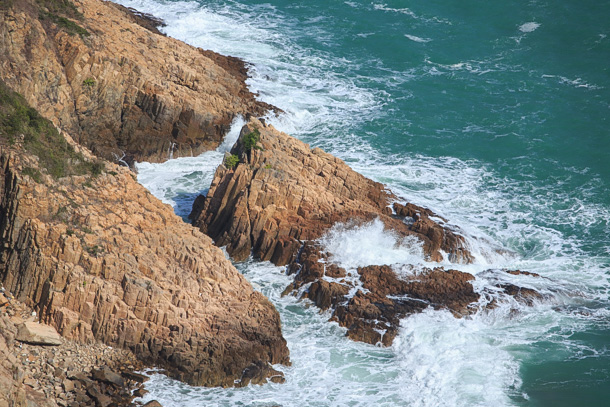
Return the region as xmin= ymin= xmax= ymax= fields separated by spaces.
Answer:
xmin=135 ymin=116 xmax=245 ymax=219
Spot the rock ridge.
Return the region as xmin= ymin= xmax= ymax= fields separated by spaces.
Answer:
xmin=0 ymin=83 xmax=290 ymax=388
xmin=192 ymin=119 xmax=546 ymax=346
xmin=0 ymin=0 xmax=274 ymax=166
xmin=191 ymin=119 xmax=474 ymax=266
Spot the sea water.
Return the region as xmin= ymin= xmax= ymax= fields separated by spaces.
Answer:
xmin=114 ymin=0 xmax=609 ymax=405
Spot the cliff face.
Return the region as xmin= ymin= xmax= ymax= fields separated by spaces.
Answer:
xmin=191 ymin=120 xmax=541 ymax=346
xmin=0 ymin=83 xmax=289 ymax=387
xmin=0 ymin=0 xmax=273 ymax=165
xmin=191 ymin=119 xmax=474 ymax=266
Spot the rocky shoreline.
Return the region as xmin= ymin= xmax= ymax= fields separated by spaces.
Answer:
xmin=191 ymin=119 xmax=545 ymax=346
xmin=0 ymin=0 xmax=548 ymax=405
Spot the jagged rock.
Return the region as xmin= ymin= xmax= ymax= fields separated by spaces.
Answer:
xmin=286 ymin=243 xmax=479 ymax=346
xmin=0 ymin=127 xmax=289 ymax=386
xmin=192 ymin=119 xmax=472 ymax=265
xmin=0 ymin=0 xmax=274 ymax=165
xmin=91 ymin=367 xmax=124 ymax=388
xmin=16 ymin=322 xmax=62 ymax=346
xmin=121 ymin=371 xmax=148 ymax=384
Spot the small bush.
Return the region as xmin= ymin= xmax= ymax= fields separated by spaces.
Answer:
xmin=264 ymin=164 xmax=272 ymax=169
xmin=224 ymin=154 xmax=239 ymax=170
xmin=243 ymin=129 xmax=262 ymax=152
xmin=82 ymin=77 xmax=95 ymax=87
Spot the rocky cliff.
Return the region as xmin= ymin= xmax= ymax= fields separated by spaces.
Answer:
xmin=0 ymin=81 xmax=290 ymax=388
xmin=191 ymin=119 xmax=474 ymax=266
xmin=0 ymin=0 xmax=273 ymax=166
xmin=191 ymin=119 xmax=543 ymax=345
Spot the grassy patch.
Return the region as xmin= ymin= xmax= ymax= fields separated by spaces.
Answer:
xmin=82 ymin=77 xmax=95 ymax=87
xmin=224 ymin=154 xmax=239 ymax=170
xmin=22 ymin=166 xmax=42 ymax=183
xmin=243 ymin=129 xmax=262 ymax=152
xmin=0 ymin=80 xmax=104 ymax=180
xmin=39 ymin=11 xmax=90 ymax=38
xmin=36 ymin=0 xmax=83 ymax=19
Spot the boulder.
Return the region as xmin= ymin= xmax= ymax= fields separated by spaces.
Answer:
xmin=16 ymin=322 xmax=62 ymax=346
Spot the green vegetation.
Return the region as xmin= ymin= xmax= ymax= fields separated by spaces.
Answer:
xmin=243 ymin=129 xmax=262 ymax=152
xmin=85 ymin=244 xmax=102 ymax=256
xmin=264 ymin=163 xmax=272 ymax=169
xmin=22 ymin=167 xmax=42 ymax=183
xmin=224 ymin=154 xmax=240 ymax=170
xmin=36 ymin=0 xmax=83 ymax=19
xmin=82 ymin=77 xmax=95 ymax=87
xmin=31 ymin=0 xmax=89 ymax=38
xmin=0 ymin=80 xmax=104 ymax=180
xmin=39 ymin=11 xmax=90 ymax=38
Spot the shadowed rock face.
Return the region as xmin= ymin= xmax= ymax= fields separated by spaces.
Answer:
xmin=0 ymin=0 xmax=274 ymax=166
xmin=0 ymin=143 xmax=290 ymax=387
xmin=191 ymin=119 xmax=473 ymax=266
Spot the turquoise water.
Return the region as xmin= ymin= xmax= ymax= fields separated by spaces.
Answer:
xmin=121 ymin=0 xmax=610 ymax=405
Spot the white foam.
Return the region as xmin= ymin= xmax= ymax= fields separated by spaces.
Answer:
xmin=320 ymin=219 xmax=424 ymax=269
xmin=136 ymin=116 xmax=246 ymax=219
xmin=405 ymin=34 xmax=432 ymax=43
xmin=518 ymin=22 xmax=540 ymax=33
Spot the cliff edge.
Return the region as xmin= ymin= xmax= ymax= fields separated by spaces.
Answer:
xmin=0 ymin=0 xmax=273 ymax=166
xmin=0 ymin=80 xmax=290 ymax=388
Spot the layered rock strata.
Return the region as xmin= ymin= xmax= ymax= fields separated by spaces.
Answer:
xmin=0 ymin=82 xmax=290 ymax=387
xmin=192 ymin=120 xmax=544 ymax=345
xmin=0 ymin=0 xmax=273 ymax=165
xmin=191 ymin=119 xmax=473 ymax=266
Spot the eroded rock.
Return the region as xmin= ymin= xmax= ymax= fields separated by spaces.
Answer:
xmin=0 ymin=0 xmax=274 ymax=165
xmin=0 ymin=139 xmax=289 ymax=386
xmin=191 ymin=119 xmax=472 ymax=265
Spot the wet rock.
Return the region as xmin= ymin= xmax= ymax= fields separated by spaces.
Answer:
xmin=143 ymin=401 xmax=163 ymax=407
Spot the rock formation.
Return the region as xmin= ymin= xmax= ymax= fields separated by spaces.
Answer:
xmin=191 ymin=119 xmax=473 ymax=266
xmin=192 ymin=119 xmax=544 ymax=345
xmin=0 ymin=82 xmax=290 ymax=387
xmin=0 ymin=0 xmax=274 ymax=166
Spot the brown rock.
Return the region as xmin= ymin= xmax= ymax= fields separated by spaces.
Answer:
xmin=16 ymin=322 xmax=62 ymax=346
xmin=0 ymin=0 xmax=274 ymax=165
xmin=192 ymin=119 xmax=472 ymax=265
xmin=91 ymin=367 xmax=124 ymax=388
xmin=143 ymin=401 xmax=163 ymax=407
xmin=0 ymin=127 xmax=289 ymax=386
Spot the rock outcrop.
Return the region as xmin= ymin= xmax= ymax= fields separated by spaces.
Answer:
xmin=0 ymin=0 xmax=273 ymax=165
xmin=191 ymin=120 xmax=544 ymax=346
xmin=191 ymin=119 xmax=473 ymax=265
xmin=283 ymin=242 xmax=480 ymax=346
xmin=0 ymin=83 xmax=290 ymax=387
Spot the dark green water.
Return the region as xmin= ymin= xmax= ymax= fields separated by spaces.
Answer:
xmin=124 ymin=0 xmax=610 ymax=405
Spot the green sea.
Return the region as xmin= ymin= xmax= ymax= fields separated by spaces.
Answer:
xmin=121 ymin=0 xmax=610 ymax=405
